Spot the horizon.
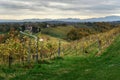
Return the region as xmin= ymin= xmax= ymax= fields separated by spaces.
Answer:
xmin=0 ymin=0 xmax=120 ymax=20
xmin=0 ymin=15 xmax=120 ymax=20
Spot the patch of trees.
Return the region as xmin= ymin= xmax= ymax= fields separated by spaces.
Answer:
xmin=67 ymin=28 xmax=89 ymax=40
xmin=67 ymin=22 xmax=120 ymax=40
xmin=85 ymin=22 xmax=117 ymax=32
xmin=0 ymin=28 xmax=19 ymax=43
xmin=0 ymin=22 xmax=45 ymax=33
xmin=0 ymin=23 xmax=21 ymax=33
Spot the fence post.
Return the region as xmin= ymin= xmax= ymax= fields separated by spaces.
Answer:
xmin=97 ymin=38 xmax=101 ymax=53
xmin=40 ymin=38 xmax=43 ymax=59
xmin=8 ymin=53 xmax=12 ymax=68
xmin=58 ymin=40 xmax=61 ymax=57
xmin=36 ymin=37 xmax=39 ymax=63
xmin=28 ymin=39 xmax=31 ymax=63
xmin=76 ymin=40 xmax=78 ymax=55
xmin=22 ymin=38 xmax=25 ymax=65
xmin=82 ymin=38 xmax=85 ymax=54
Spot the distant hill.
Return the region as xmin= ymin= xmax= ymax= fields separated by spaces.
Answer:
xmin=83 ymin=16 xmax=120 ymax=22
xmin=0 ymin=16 xmax=120 ymax=23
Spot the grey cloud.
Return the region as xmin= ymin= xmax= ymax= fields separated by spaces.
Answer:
xmin=0 ymin=0 xmax=120 ymax=19
xmin=0 ymin=1 xmax=47 ymax=11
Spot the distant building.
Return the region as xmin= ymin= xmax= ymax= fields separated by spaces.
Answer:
xmin=46 ymin=24 xmax=50 ymax=28
xmin=26 ymin=25 xmax=32 ymax=32
xmin=21 ymin=24 xmax=41 ymax=33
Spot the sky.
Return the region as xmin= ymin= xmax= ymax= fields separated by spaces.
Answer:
xmin=0 ymin=0 xmax=120 ymax=20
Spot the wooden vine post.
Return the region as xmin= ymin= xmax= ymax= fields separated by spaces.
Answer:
xmin=58 ymin=40 xmax=61 ymax=57
xmin=36 ymin=37 xmax=39 ymax=63
xmin=97 ymin=37 xmax=102 ymax=53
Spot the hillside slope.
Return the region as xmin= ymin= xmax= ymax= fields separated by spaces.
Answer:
xmin=41 ymin=26 xmax=75 ymax=39
xmin=3 ymin=34 xmax=119 ymax=80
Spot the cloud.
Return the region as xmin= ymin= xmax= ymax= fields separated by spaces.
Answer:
xmin=0 ymin=0 xmax=120 ymax=19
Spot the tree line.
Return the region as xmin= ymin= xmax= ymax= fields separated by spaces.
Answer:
xmin=0 ymin=22 xmax=119 ymax=41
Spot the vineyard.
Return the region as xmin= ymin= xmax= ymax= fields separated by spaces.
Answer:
xmin=0 ymin=25 xmax=120 ymax=80
xmin=0 ymin=26 xmax=120 ymax=68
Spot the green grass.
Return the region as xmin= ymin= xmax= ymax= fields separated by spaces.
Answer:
xmin=0 ymin=34 xmax=120 ymax=80
xmin=42 ymin=26 xmax=74 ymax=39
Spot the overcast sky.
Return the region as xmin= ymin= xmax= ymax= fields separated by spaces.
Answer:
xmin=0 ymin=0 xmax=120 ymax=19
